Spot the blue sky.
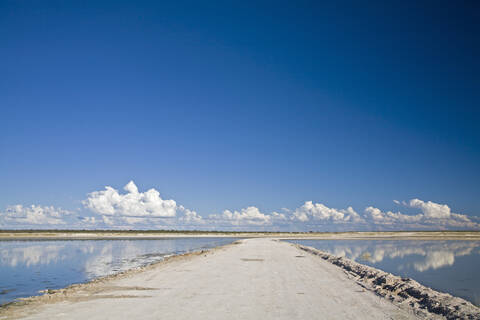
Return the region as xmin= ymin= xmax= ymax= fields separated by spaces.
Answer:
xmin=1 ymin=1 xmax=479 ymax=230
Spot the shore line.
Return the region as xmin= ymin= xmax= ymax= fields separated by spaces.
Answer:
xmin=0 ymin=240 xmax=241 ymax=319
xmin=1 ymin=231 xmax=480 ymax=241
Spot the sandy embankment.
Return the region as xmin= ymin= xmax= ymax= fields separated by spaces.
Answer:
xmin=297 ymin=244 xmax=480 ymax=319
xmin=1 ymin=238 xmax=479 ymax=320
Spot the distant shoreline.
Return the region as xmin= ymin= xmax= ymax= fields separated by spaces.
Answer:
xmin=1 ymin=230 xmax=479 ymax=240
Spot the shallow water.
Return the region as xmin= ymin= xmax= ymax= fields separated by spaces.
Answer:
xmin=286 ymin=239 xmax=480 ymax=306
xmin=0 ymin=238 xmax=238 ymax=305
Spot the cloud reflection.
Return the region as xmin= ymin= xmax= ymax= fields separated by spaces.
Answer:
xmin=83 ymin=240 xmax=184 ymax=278
xmin=0 ymin=243 xmax=67 ymax=267
xmin=320 ymin=241 xmax=480 ymax=272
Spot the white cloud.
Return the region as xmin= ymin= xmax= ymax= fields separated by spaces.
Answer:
xmin=102 ymin=215 xmax=114 ymax=225
xmin=81 ymin=216 xmax=97 ymax=224
xmin=83 ymin=181 xmax=177 ymax=218
xmin=207 ymin=202 xmax=366 ymax=230
xmin=407 ymin=199 xmax=451 ymax=219
xmin=1 ymin=205 xmax=72 ymax=226
xmin=81 ymin=181 xmax=203 ymax=228
xmin=206 ymin=206 xmax=288 ymax=229
xmin=364 ymin=199 xmax=479 ymax=229
xmin=364 ymin=206 xmax=422 ymax=224
xmin=178 ymin=206 xmax=204 ymax=224
xmin=2 ymin=183 xmax=478 ymax=232
xmin=122 ymin=217 xmax=146 ymax=225
xmin=293 ymin=201 xmax=364 ymax=223
xmin=209 ymin=206 xmax=274 ymax=226
xmin=271 ymin=211 xmax=288 ymax=221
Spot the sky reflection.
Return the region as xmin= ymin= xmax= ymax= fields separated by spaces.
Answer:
xmin=287 ymin=239 xmax=480 ymax=306
xmin=298 ymin=240 xmax=480 ymax=272
xmin=0 ymin=238 xmax=237 ymax=305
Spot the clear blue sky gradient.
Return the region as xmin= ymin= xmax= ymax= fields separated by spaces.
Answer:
xmin=1 ymin=1 xmax=479 ymax=218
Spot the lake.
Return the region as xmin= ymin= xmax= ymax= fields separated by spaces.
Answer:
xmin=286 ymin=239 xmax=480 ymax=306
xmin=0 ymin=237 xmax=238 ymax=305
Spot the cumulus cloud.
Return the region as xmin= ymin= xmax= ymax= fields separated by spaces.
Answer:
xmin=364 ymin=199 xmax=479 ymax=229
xmin=0 ymin=205 xmax=72 ymax=226
xmin=80 ymin=216 xmax=97 ymax=224
xmin=408 ymin=199 xmax=451 ymax=219
xmin=83 ymin=181 xmax=177 ymax=218
xmin=1 ymin=182 xmax=478 ymax=231
xmin=209 ymin=206 xmax=280 ymax=226
xmin=81 ymin=181 xmax=203 ymax=228
xmin=293 ymin=201 xmax=364 ymax=223
xmin=178 ymin=206 xmax=204 ymax=224
xmin=207 ymin=201 xmax=367 ymax=229
xmin=364 ymin=206 xmax=422 ymax=224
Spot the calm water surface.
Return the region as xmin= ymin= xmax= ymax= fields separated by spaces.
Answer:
xmin=286 ymin=239 xmax=480 ymax=306
xmin=0 ymin=238 xmax=238 ymax=305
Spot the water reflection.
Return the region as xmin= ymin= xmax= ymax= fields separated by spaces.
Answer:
xmin=300 ymin=240 xmax=480 ymax=272
xmin=0 ymin=244 xmax=67 ymax=267
xmin=287 ymin=239 xmax=480 ymax=306
xmin=0 ymin=238 xmax=238 ymax=305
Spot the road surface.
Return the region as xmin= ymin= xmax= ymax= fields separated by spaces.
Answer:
xmin=14 ymin=239 xmax=417 ymax=319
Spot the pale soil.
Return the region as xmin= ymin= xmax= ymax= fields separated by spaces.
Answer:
xmin=1 ymin=231 xmax=479 ymax=240
xmin=1 ymin=239 xmax=422 ymax=320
